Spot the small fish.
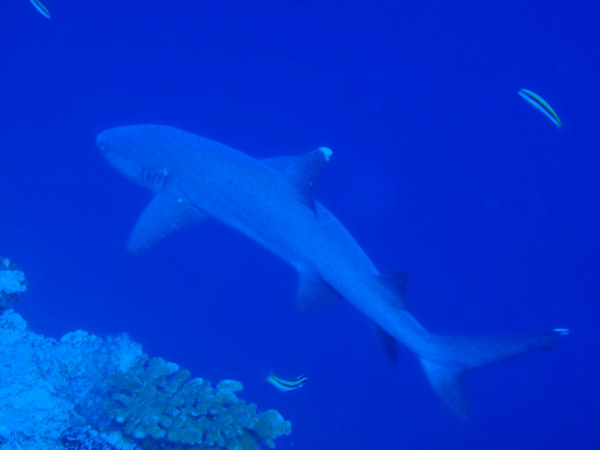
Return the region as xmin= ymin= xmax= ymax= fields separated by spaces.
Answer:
xmin=29 ymin=0 xmax=51 ymax=19
xmin=518 ymin=88 xmax=562 ymax=128
xmin=266 ymin=374 xmax=308 ymax=392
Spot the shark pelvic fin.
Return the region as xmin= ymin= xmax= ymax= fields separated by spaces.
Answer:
xmin=264 ymin=147 xmax=332 ymax=212
xmin=128 ymin=191 xmax=208 ymax=254
xmin=296 ymin=269 xmax=343 ymax=312
xmin=372 ymin=322 xmax=399 ymax=364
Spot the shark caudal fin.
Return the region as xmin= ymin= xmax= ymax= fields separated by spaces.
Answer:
xmin=420 ymin=328 xmax=569 ymax=419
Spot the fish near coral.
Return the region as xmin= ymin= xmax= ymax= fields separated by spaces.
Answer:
xmin=266 ymin=374 xmax=308 ymax=392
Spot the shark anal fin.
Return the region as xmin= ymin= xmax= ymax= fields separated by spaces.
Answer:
xmin=372 ymin=322 xmax=399 ymax=365
xmin=264 ymin=147 xmax=332 ymax=212
xmin=128 ymin=192 xmax=208 ymax=254
xmin=378 ymin=270 xmax=409 ymax=309
xmin=296 ymin=269 xmax=343 ymax=312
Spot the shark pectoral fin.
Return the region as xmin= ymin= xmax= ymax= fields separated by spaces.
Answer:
xmin=372 ymin=322 xmax=399 ymax=364
xmin=128 ymin=192 xmax=208 ymax=254
xmin=296 ymin=269 xmax=343 ymax=312
xmin=378 ymin=270 xmax=409 ymax=309
xmin=263 ymin=147 xmax=332 ymax=212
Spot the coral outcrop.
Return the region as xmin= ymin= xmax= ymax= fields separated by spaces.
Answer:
xmin=0 ymin=310 xmax=290 ymax=450
xmin=0 ymin=310 xmax=143 ymax=449
xmin=0 ymin=258 xmax=26 ymax=312
xmin=102 ymin=356 xmax=290 ymax=450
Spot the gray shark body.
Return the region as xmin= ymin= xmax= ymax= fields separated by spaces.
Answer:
xmin=98 ymin=124 xmax=566 ymax=418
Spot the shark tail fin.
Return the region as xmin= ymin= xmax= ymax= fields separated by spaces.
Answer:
xmin=419 ymin=329 xmax=568 ymax=419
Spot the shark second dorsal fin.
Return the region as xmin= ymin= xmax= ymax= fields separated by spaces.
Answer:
xmin=296 ymin=268 xmax=343 ymax=312
xmin=378 ymin=270 xmax=409 ymax=310
xmin=128 ymin=191 xmax=208 ymax=254
xmin=263 ymin=147 xmax=332 ymax=212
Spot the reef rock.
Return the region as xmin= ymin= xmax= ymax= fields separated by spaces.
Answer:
xmin=0 ymin=258 xmax=26 ymax=313
xmin=0 ymin=310 xmax=291 ymax=450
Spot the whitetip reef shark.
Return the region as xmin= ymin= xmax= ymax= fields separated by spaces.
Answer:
xmin=97 ymin=124 xmax=568 ymax=418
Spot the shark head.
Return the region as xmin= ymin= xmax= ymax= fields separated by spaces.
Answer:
xmin=97 ymin=125 xmax=176 ymax=192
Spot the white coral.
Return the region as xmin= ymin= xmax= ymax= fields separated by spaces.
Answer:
xmin=0 ymin=270 xmax=26 ymax=295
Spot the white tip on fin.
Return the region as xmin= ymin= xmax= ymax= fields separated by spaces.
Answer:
xmin=553 ymin=328 xmax=570 ymax=336
xmin=318 ymin=147 xmax=333 ymax=162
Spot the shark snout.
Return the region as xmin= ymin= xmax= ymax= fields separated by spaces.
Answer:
xmin=96 ymin=127 xmax=146 ymax=184
xmin=96 ymin=129 xmax=123 ymax=171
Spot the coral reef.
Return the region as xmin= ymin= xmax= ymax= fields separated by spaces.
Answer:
xmin=0 ymin=308 xmax=290 ymax=450
xmin=0 ymin=258 xmax=26 ymax=312
xmin=0 ymin=310 xmax=140 ymax=450
xmin=102 ymin=356 xmax=291 ymax=450
xmin=60 ymin=426 xmax=119 ymax=450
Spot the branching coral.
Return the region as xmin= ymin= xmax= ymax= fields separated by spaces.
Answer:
xmin=103 ymin=356 xmax=291 ymax=450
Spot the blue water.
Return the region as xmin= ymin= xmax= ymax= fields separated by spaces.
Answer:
xmin=1 ymin=1 xmax=598 ymax=448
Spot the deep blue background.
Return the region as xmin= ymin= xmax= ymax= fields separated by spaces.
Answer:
xmin=1 ymin=0 xmax=598 ymax=448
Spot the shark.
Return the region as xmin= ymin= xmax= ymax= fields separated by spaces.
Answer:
xmin=97 ymin=124 xmax=568 ymax=418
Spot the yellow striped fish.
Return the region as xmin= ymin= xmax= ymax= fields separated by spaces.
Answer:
xmin=266 ymin=374 xmax=308 ymax=392
xmin=29 ymin=0 xmax=51 ymax=19
xmin=518 ymin=88 xmax=562 ymax=128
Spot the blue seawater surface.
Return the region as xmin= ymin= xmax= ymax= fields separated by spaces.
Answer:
xmin=1 ymin=1 xmax=598 ymax=448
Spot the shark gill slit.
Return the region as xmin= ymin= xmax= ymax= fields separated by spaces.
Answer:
xmin=141 ymin=167 xmax=168 ymax=191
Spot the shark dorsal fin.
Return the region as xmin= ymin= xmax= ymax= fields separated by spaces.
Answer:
xmin=263 ymin=147 xmax=333 ymax=212
xmin=296 ymin=268 xmax=343 ymax=312
xmin=128 ymin=191 xmax=208 ymax=254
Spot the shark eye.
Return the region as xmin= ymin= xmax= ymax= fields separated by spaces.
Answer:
xmin=96 ymin=137 xmax=107 ymax=151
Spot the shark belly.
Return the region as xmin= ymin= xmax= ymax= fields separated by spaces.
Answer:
xmin=181 ymin=163 xmax=431 ymax=352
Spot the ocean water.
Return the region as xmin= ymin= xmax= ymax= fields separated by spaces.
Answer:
xmin=1 ymin=0 xmax=599 ymax=448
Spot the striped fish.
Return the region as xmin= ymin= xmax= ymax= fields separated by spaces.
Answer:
xmin=518 ymin=88 xmax=562 ymax=128
xmin=267 ymin=374 xmax=308 ymax=391
xmin=29 ymin=0 xmax=51 ymax=19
